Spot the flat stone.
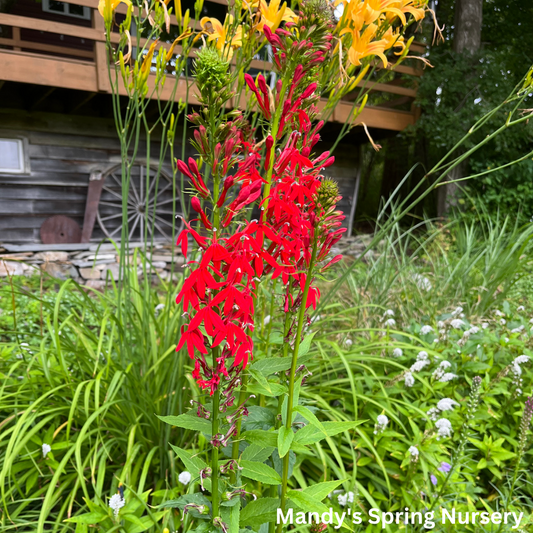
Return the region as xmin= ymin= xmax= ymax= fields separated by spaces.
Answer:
xmin=79 ymin=267 xmax=102 ymax=280
xmin=35 ymin=251 xmax=69 ymax=262
xmin=72 ymin=259 xmax=113 ymax=268
xmin=85 ymin=280 xmax=106 ymax=290
xmin=41 ymin=262 xmax=77 ymax=280
xmin=0 ymin=261 xmax=29 ymax=277
xmin=84 ymin=254 xmax=116 ymax=261
xmin=101 ymin=263 xmax=121 ymax=280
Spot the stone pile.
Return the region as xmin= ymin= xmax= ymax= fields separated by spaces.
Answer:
xmin=0 ymin=236 xmax=375 ymax=289
xmin=0 ymin=243 xmax=184 ymax=290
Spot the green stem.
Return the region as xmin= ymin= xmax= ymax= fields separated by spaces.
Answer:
xmin=231 ymin=374 xmax=249 ymax=465
xmin=211 ymin=348 xmax=220 ymax=521
xmin=277 ymin=237 xmax=319 ymax=533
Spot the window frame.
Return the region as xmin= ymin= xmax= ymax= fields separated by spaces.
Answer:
xmin=0 ymin=137 xmax=31 ymax=175
xmin=42 ymin=0 xmax=91 ymax=20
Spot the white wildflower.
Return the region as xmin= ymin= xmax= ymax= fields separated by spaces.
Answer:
xmin=16 ymin=353 xmax=24 ymax=360
xmin=344 ymin=338 xmax=353 ymax=347
xmin=420 ymin=325 xmax=433 ymax=335
xmin=392 ymin=348 xmax=403 ymax=358
xmin=500 ymin=318 xmax=507 ymax=325
xmin=179 ymin=471 xmax=192 ymax=485
xmin=417 ymin=351 xmax=429 ymax=361
xmin=109 ymin=493 xmax=125 ymax=518
xmin=511 ymin=364 xmax=522 ymax=377
xmin=450 ymin=319 xmax=464 ymax=329
xmin=435 ymin=418 xmax=453 ymax=440
xmin=154 ymin=303 xmax=165 ymax=314
xmin=467 ymin=326 xmax=480 ymax=335
xmin=408 ymin=445 xmax=419 ymax=457
xmin=437 ymin=321 xmax=445 ymax=329
xmin=495 ymin=310 xmax=505 ymax=317
xmin=437 ymin=398 xmax=459 ymax=412
xmin=432 ymin=360 xmax=452 ymax=381
xmin=439 ymin=372 xmax=458 ymax=383
xmin=511 ymin=326 xmax=524 ymax=334
xmin=404 ymin=372 xmax=415 ymax=387
xmin=529 ymin=318 xmax=533 ymax=325
xmin=514 ymin=355 xmax=530 ymax=365
xmin=337 ymin=491 xmax=354 ymax=506
xmin=384 ymin=318 xmax=396 ymax=327
xmin=374 ymin=414 xmax=389 ymax=434
xmin=383 ymin=309 xmax=395 ymax=317
xmin=427 ymin=407 xmax=440 ymax=421
xmin=517 ymin=305 xmax=525 ymax=312
xmin=263 ymin=315 xmax=271 ymax=326
xmin=482 ymin=322 xmax=489 ymax=329
xmin=413 ymin=273 xmax=432 ymax=291
xmin=42 ymin=443 xmax=51 ymax=458
xmin=452 ymin=307 xmax=463 ymax=317
xmin=411 ymin=359 xmax=430 ymax=372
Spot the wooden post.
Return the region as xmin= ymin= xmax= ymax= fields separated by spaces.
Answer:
xmin=12 ymin=26 xmax=21 ymax=51
xmin=81 ymin=170 xmax=105 ymax=243
xmin=92 ymin=9 xmax=110 ymax=93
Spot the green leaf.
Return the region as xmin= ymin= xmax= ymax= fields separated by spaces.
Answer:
xmin=64 ymin=512 xmax=108 ymax=524
xmin=293 ymin=405 xmax=325 ymax=434
xmin=298 ymin=332 xmax=316 ymax=356
xmin=240 ymin=460 xmax=282 ymax=485
xmin=240 ymin=498 xmax=280 ymax=528
xmin=301 ymin=480 xmax=345 ymax=501
xmin=247 ymin=381 xmax=287 ymax=398
xmin=288 ymin=490 xmax=329 ymax=514
xmin=278 ymin=426 xmax=294 ymax=458
xmin=250 ymin=354 xmax=312 ymax=376
xmin=242 ymin=443 xmax=275 ymax=462
xmin=160 ymin=493 xmax=211 ymax=518
xmin=294 ymin=421 xmax=364 ymax=446
xmin=242 ymin=430 xmax=278 ymax=448
xmin=157 ymin=413 xmax=212 ymax=434
xmin=122 ymin=513 xmax=148 ymax=528
xmin=169 ymin=444 xmax=211 ymax=490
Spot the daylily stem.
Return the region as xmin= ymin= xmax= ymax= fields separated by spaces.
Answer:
xmin=277 ymin=236 xmax=319 ymax=533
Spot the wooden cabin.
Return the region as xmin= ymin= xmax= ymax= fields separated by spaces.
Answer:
xmin=0 ymin=0 xmax=425 ymax=244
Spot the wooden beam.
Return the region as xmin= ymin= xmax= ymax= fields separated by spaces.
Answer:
xmin=12 ymin=26 xmax=21 ymax=51
xmin=0 ymin=37 xmax=94 ymax=59
xmin=0 ymin=50 xmax=99 ymax=92
xmin=93 ymin=9 xmax=111 ymax=92
xmin=0 ymin=14 xmax=102 ymax=41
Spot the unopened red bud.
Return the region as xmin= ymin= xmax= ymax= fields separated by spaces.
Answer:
xmin=191 ymin=196 xmax=202 ymax=213
xmin=176 ymin=159 xmax=192 ymax=179
xmin=257 ymin=74 xmax=268 ymax=95
xmin=244 ymin=73 xmax=258 ymax=93
xmin=301 ymin=83 xmax=317 ymax=99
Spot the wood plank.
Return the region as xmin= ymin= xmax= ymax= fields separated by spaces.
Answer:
xmin=0 ymin=13 xmax=102 ymax=41
xmin=0 ymin=37 xmax=95 ymax=59
xmin=0 ymin=50 xmax=98 ymax=91
xmin=0 ymin=185 xmax=88 ymax=201
xmin=93 ymin=9 xmax=111 ymax=92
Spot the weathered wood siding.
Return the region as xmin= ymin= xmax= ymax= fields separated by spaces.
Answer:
xmin=0 ymin=109 xmax=185 ymax=242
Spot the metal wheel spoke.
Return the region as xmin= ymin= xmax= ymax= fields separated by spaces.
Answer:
xmin=152 ymin=219 xmax=170 ymax=238
xmin=151 ymin=181 xmax=173 ymax=201
xmin=99 ymin=200 xmax=124 ymax=209
xmin=140 ymin=165 xmax=145 ymax=203
xmin=155 ymin=197 xmax=177 ymax=207
xmin=102 ymin=186 xmax=127 ymax=203
xmin=100 ymin=213 xmax=124 ymax=222
xmin=129 ymin=214 xmax=141 ymax=240
xmin=108 ymin=223 xmax=123 ymax=238
xmin=155 ymin=210 xmax=178 ymax=215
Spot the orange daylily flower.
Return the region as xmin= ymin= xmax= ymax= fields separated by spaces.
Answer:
xmin=256 ymin=0 xmax=297 ymax=32
xmin=394 ymin=0 xmax=427 ymax=21
xmin=363 ymin=0 xmax=406 ymax=25
xmin=200 ymin=15 xmax=243 ymax=58
xmin=382 ymin=27 xmax=406 ymax=54
xmin=346 ymin=24 xmax=389 ymax=67
xmin=98 ymin=0 xmax=132 ymax=19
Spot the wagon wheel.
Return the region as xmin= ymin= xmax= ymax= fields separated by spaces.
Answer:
xmin=96 ymin=163 xmax=183 ymax=242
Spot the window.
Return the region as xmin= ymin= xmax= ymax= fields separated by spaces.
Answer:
xmin=0 ymin=139 xmax=27 ymax=174
xmin=42 ymin=0 xmax=91 ymax=20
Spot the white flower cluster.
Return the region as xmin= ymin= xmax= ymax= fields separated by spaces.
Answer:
xmin=109 ymin=493 xmax=125 ymax=518
xmin=511 ymin=355 xmax=530 ymax=395
xmin=517 ymin=305 xmax=525 ymax=312
xmin=404 ymin=372 xmax=415 ymax=387
xmin=435 ymin=418 xmax=453 ymax=440
xmin=384 ymin=318 xmax=396 ymax=327
xmin=458 ymin=325 xmax=481 ymax=346
xmin=338 ymin=491 xmax=355 ymax=507
xmin=374 ymin=414 xmax=389 ymax=435
xmin=420 ymin=325 xmax=433 ymax=335
xmin=42 ymin=443 xmax=51 ymax=458
xmin=392 ymin=348 xmax=403 ymax=358
xmin=383 ymin=309 xmax=395 ymax=317
xmin=179 ymin=471 xmax=192 ymax=485
xmin=428 ymin=398 xmax=459 ymax=421
xmin=408 ymin=446 xmax=419 ymax=461
xmin=511 ymin=325 xmax=525 ymax=334
xmin=494 ymin=310 xmax=505 ymax=317
xmin=412 ymin=273 xmax=432 ymax=291
xmin=432 ymin=360 xmax=452 ymax=381
xmin=452 ymin=306 xmax=463 ymax=317
xmin=450 ymin=318 xmax=465 ymax=329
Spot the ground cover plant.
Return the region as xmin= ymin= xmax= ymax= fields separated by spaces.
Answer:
xmin=2 ymin=0 xmax=533 ymax=532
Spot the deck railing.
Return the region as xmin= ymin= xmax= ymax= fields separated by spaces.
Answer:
xmin=0 ymin=0 xmax=425 ymax=131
